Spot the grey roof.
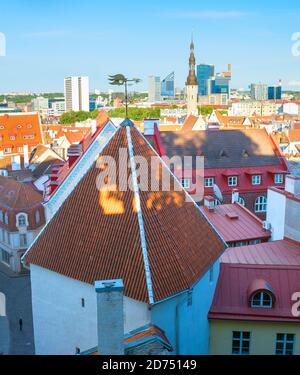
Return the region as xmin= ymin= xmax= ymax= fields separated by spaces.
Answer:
xmin=160 ymin=129 xmax=281 ymax=169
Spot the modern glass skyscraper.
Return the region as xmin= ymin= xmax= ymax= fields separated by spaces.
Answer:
xmin=268 ymin=86 xmax=282 ymax=100
xmin=161 ymin=72 xmax=175 ymax=98
xmin=196 ymin=64 xmax=214 ymax=96
xmin=211 ymin=76 xmax=230 ymax=94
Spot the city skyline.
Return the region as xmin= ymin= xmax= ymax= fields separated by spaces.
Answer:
xmin=0 ymin=0 xmax=300 ymax=92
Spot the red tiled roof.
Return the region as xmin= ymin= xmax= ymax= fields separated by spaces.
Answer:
xmin=182 ymin=115 xmax=198 ymax=131
xmin=201 ymin=203 xmax=270 ymax=243
xmin=25 ymin=124 xmax=225 ymax=303
xmin=65 ymin=131 xmax=86 ymax=144
xmin=209 ymin=239 xmax=300 ymax=322
xmin=288 ymin=129 xmax=300 ymax=142
xmin=0 ymin=113 xmax=43 ymax=152
xmin=0 ymin=176 xmax=43 ymax=210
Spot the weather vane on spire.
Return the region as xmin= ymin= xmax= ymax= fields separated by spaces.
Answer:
xmin=108 ymin=74 xmax=141 ymax=119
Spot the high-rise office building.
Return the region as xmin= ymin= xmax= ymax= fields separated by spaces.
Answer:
xmin=211 ymin=75 xmax=230 ymax=95
xmin=196 ymin=64 xmax=214 ymax=96
xmin=64 ymin=76 xmax=90 ymax=112
xmin=268 ymin=85 xmax=282 ymax=100
xmin=148 ymin=76 xmax=161 ymax=102
xmin=250 ymin=83 xmax=268 ymax=101
xmin=161 ymin=72 xmax=175 ymax=98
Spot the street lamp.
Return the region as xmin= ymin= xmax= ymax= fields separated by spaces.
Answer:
xmin=108 ymin=74 xmax=141 ymax=118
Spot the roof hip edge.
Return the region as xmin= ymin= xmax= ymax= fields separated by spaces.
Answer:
xmin=126 ymin=125 xmax=154 ymax=304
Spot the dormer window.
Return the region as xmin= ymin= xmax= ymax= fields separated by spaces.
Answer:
xmin=18 ymin=215 xmax=27 ymax=227
xmin=251 ymin=291 xmax=273 ymax=308
xmin=35 ymin=210 xmax=40 ymax=224
xmin=16 ymin=213 xmax=28 ymax=228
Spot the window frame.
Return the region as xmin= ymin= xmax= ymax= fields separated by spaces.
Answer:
xmin=181 ymin=178 xmax=191 ymax=189
xmin=274 ymin=174 xmax=284 ymax=184
xmin=251 ymin=175 xmax=261 ymax=185
xmin=204 ymin=177 xmax=214 ymax=187
xmin=254 ymin=196 xmax=267 ymax=213
xmin=251 ymin=291 xmax=273 ymax=308
xmin=275 ymin=333 xmax=295 ymax=355
xmin=232 ymin=331 xmax=251 ymax=355
xmin=228 ymin=176 xmax=238 ymax=187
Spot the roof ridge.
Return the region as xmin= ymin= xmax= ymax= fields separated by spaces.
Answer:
xmin=126 ymin=125 xmax=154 ymax=304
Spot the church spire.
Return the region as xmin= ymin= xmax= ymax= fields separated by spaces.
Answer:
xmin=186 ymin=36 xmax=198 ymax=86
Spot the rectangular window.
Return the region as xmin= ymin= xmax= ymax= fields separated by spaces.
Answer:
xmin=4 ymin=148 xmax=11 ymax=154
xmin=252 ymin=175 xmax=261 ymax=185
xmin=228 ymin=176 xmax=238 ymax=187
xmin=232 ymin=331 xmax=251 ymax=355
xmin=181 ymin=178 xmax=190 ymax=189
xmin=204 ymin=177 xmax=214 ymax=187
xmin=19 ymin=234 xmax=27 ymax=247
xmin=276 ymin=333 xmax=295 ymax=355
xmin=1 ymin=248 xmax=10 ymax=265
xmin=274 ymin=174 xmax=283 ymax=184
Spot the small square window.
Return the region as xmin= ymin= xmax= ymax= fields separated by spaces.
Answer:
xmin=276 ymin=333 xmax=295 ymax=355
xmin=181 ymin=178 xmax=190 ymax=189
xmin=274 ymin=174 xmax=283 ymax=184
xmin=204 ymin=177 xmax=214 ymax=187
xmin=252 ymin=175 xmax=261 ymax=185
xmin=228 ymin=176 xmax=237 ymax=186
xmin=232 ymin=331 xmax=251 ymax=355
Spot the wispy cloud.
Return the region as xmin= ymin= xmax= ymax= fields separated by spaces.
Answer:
xmin=22 ymin=30 xmax=68 ymax=38
xmin=288 ymin=80 xmax=300 ymax=86
xmin=167 ymin=10 xmax=249 ymax=19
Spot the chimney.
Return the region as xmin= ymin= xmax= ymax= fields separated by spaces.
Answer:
xmin=285 ymin=175 xmax=300 ymax=196
xmin=204 ymin=195 xmax=215 ymax=211
xmin=228 ymin=64 xmax=231 ymax=72
xmin=67 ymin=144 xmax=81 ymax=168
xmin=95 ymin=279 xmax=124 ymax=355
xmin=23 ymin=144 xmax=29 ymax=168
xmin=144 ymin=118 xmax=160 ymax=135
xmin=231 ymin=189 xmax=239 ymax=204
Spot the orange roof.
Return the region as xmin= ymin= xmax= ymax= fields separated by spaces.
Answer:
xmin=288 ymin=129 xmax=300 ymax=142
xmin=182 ymin=115 xmax=198 ymax=130
xmin=25 ymin=123 xmax=225 ymax=303
xmin=0 ymin=176 xmax=43 ymax=210
xmin=0 ymin=112 xmax=43 ymax=152
xmin=65 ymin=131 xmax=87 ymax=144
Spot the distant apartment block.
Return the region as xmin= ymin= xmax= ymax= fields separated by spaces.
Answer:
xmin=64 ymin=76 xmax=89 ymax=112
xmin=32 ymin=96 xmax=49 ymax=112
xmin=250 ymin=83 xmax=268 ymax=101
xmin=229 ymin=101 xmax=279 ymax=116
xmin=148 ymin=76 xmax=161 ymax=102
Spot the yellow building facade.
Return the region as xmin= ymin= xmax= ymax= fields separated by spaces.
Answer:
xmin=210 ymin=320 xmax=300 ymax=355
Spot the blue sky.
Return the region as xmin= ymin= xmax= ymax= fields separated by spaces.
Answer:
xmin=0 ymin=0 xmax=300 ymax=93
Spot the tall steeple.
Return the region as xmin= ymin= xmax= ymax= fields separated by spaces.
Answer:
xmin=186 ymin=37 xmax=198 ymax=116
xmin=186 ymin=37 xmax=198 ymax=86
